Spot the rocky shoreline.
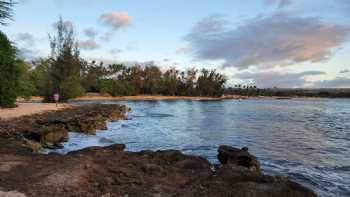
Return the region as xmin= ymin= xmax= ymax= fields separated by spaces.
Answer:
xmin=0 ymin=104 xmax=129 ymax=150
xmin=0 ymin=104 xmax=317 ymax=197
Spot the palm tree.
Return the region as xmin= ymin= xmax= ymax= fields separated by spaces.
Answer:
xmin=0 ymin=0 xmax=15 ymax=25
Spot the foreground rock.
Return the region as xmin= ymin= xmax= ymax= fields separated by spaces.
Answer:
xmin=0 ymin=140 xmax=317 ymax=197
xmin=218 ymin=145 xmax=260 ymax=172
xmin=0 ymin=104 xmax=129 ymax=149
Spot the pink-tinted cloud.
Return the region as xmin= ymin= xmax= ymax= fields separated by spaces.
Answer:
xmin=186 ymin=13 xmax=350 ymax=70
xmin=100 ymin=11 xmax=132 ymax=30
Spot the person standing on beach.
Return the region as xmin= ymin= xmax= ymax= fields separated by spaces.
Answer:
xmin=53 ymin=93 xmax=60 ymax=107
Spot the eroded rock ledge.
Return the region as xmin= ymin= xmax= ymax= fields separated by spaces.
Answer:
xmin=0 ymin=104 xmax=129 ymax=150
xmin=0 ymin=143 xmax=317 ymax=197
xmin=0 ymin=104 xmax=317 ymax=197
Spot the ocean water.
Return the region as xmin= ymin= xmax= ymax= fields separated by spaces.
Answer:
xmin=51 ymin=98 xmax=350 ymax=196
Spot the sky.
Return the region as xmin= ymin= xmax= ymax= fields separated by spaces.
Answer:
xmin=2 ymin=0 xmax=350 ymax=88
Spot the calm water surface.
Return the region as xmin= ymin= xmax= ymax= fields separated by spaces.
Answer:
xmin=53 ymin=98 xmax=350 ymax=196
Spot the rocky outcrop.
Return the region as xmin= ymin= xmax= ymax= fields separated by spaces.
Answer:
xmin=218 ymin=145 xmax=260 ymax=172
xmin=0 ymin=141 xmax=317 ymax=197
xmin=212 ymin=145 xmax=316 ymax=197
xmin=0 ymin=104 xmax=129 ymax=150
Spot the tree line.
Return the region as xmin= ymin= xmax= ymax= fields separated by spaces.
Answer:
xmin=79 ymin=62 xmax=226 ymax=98
xmin=0 ymin=3 xmax=227 ymax=107
xmin=225 ymin=86 xmax=350 ymax=98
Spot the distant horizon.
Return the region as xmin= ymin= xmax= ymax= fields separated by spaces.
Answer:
xmin=2 ymin=0 xmax=350 ymax=88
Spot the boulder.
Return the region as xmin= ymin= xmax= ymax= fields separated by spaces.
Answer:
xmin=36 ymin=125 xmax=68 ymax=145
xmin=218 ymin=145 xmax=260 ymax=172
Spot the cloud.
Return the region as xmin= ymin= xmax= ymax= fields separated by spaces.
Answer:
xmin=340 ymin=69 xmax=349 ymax=74
xmin=16 ymin=33 xmax=35 ymax=46
xmin=175 ymin=47 xmax=191 ymax=55
xmin=15 ymin=33 xmax=40 ymax=60
xmin=16 ymin=33 xmax=34 ymax=43
xmin=18 ymin=48 xmax=36 ymax=60
xmin=78 ymin=39 xmax=100 ymax=50
xmin=185 ymin=13 xmax=350 ymax=70
xmin=109 ymin=48 xmax=123 ymax=56
xmin=100 ymin=11 xmax=132 ymax=30
xmin=122 ymin=60 xmax=155 ymax=68
xmin=264 ymin=0 xmax=293 ymax=8
xmin=100 ymin=31 xmax=114 ymax=41
xmin=235 ymin=70 xmax=326 ymax=88
xmin=313 ymin=77 xmax=350 ymax=88
xmin=52 ymin=19 xmax=73 ymax=29
xmin=85 ymin=58 xmax=155 ymax=68
xmin=17 ymin=47 xmax=45 ymax=61
xmin=84 ymin=27 xmax=98 ymax=39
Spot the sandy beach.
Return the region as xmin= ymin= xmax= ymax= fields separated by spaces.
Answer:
xmin=0 ymin=103 xmax=71 ymax=120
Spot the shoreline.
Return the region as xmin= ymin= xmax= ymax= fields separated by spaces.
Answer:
xmin=0 ymin=104 xmax=317 ymax=196
xmin=1 ymin=94 xmax=342 ymax=120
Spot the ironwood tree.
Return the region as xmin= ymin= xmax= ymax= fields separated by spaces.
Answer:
xmin=44 ymin=17 xmax=84 ymax=101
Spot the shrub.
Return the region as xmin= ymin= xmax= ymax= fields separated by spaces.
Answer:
xmin=97 ymin=79 xmax=138 ymax=96
xmin=0 ymin=31 xmax=19 ymax=107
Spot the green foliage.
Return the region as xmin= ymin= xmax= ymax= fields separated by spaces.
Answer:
xmin=119 ymin=65 xmax=144 ymax=94
xmin=0 ymin=30 xmax=18 ymax=107
xmin=89 ymin=65 xmax=227 ymax=97
xmin=224 ymin=86 xmax=350 ymax=98
xmin=197 ymin=69 xmax=227 ymax=97
xmin=15 ymin=59 xmax=34 ymax=99
xmin=29 ymin=59 xmax=51 ymax=96
xmin=143 ymin=66 xmax=162 ymax=94
xmin=97 ymin=79 xmax=137 ymax=96
xmin=43 ymin=17 xmax=84 ymax=102
xmin=81 ymin=61 xmax=123 ymax=92
xmin=161 ymin=68 xmax=179 ymax=96
xmin=0 ymin=0 xmax=15 ymax=25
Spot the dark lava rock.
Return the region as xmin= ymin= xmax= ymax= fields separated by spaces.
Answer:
xmin=36 ymin=124 xmax=69 ymax=145
xmin=0 ymin=141 xmax=317 ymax=197
xmin=218 ymin=145 xmax=260 ymax=172
xmin=0 ymin=104 xmax=128 ymax=148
